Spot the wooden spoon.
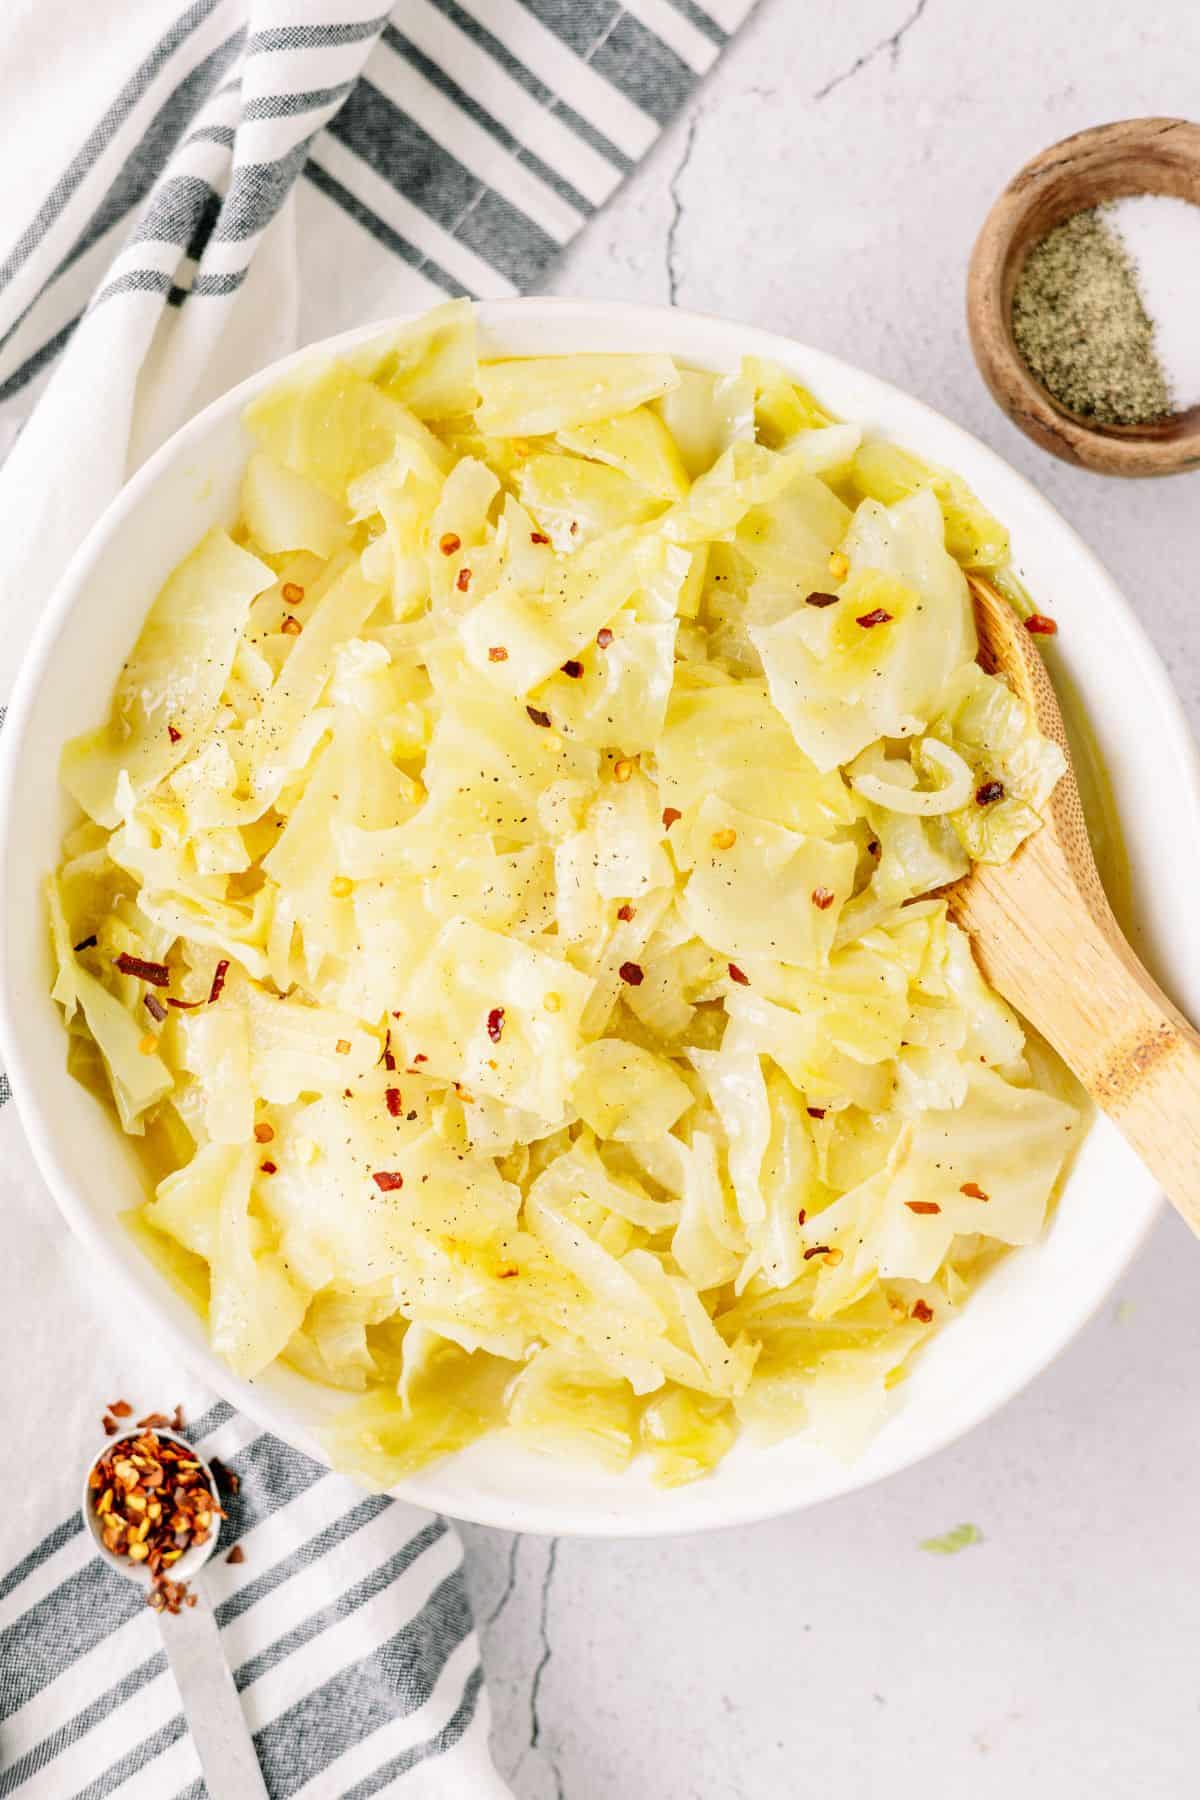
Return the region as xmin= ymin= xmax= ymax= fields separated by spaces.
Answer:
xmin=950 ymin=574 xmax=1200 ymax=1234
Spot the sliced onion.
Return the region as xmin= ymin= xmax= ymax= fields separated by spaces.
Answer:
xmin=851 ymin=738 xmax=974 ymax=817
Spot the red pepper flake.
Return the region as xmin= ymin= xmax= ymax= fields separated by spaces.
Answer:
xmin=728 ymin=962 xmax=750 ymax=986
xmin=661 ymin=806 xmax=681 ymax=829
xmin=115 ymin=953 xmax=171 ymax=987
xmin=372 ymin=1170 xmax=404 ymax=1191
xmin=73 ymin=934 xmax=98 ymax=952
xmin=167 ymin=997 xmax=201 ymax=1009
xmin=804 ymin=591 xmax=840 ymax=608
xmin=488 ymin=645 xmax=508 ymax=662
xmin=281 ymin=581 xmax=305 ymax=604
xmin=208 ymin=960 xmax=229 ymax=1004
xmin=596 ymin=627 xmax=613 ymax=649
xmin=811 ymin=887 xmax=835 ymax=910
xmin=905 ymin=1201 xmax=942 ymax=1215
xmin=526 ymin=705 xmax=552 ymax=728
xmin=803 ymin=1245 xmax=832 ymax=1261
xmin=1025 ymin=613 xmax=1057 ymax=636
xmin=867 ymin=838 xmax=881 ymax=859
xmin=259 ymin=1160 xmax=277 ymax=1175
xmin=486 ymin=1007 xmax=505 ymax=1043
xmin=912 ymin=1298 xmax=935 ymax=1323
xmin=385 ymin=1087 xmax=403 ymax=1117
xmin=797 ymin=1209 xmax=807 ymax=1225
xmin=413 ymin=1053 xmax=428 ymax=1064
xmin=89 ymin=1426 xmax=224 ymax=1607
xmin=561 ymin=659 xmax=584 ymax=679
xmin=226 ymin=1544 xmax=246 ymax=1565
xmin=167 ymin=724 xmax=182 ymax=744
xmin=618 ymin=961 xmax=644 ymax=986
xmin=856 ymin=608 xmax=893 ymax=629
xmin=617 ymin=904 xmax=636 ymax=923
xmin=975 ymin=779 xmax=1005 ymax=806
xmin=569 ymin=520 xmax=579 ymax=536
xmin=254 ymin=1122 xmax=274 ymax=1144
xmin=335 ymin=1038 xmax=351 ymax=1056
xmin=382 ymin=1030 xmax=396 ymax=1072
xmin=497 ymin=1266 xmax=519 ymax=1279
xmin=456 ymin=567 xmax=473 ymax=593
xmin=143 ymin=993 xmax=167 ymax=1024
xmin=806 ymin=1107 xmax=826 ymax=1119
xmin=208 ymin=1457 xmax=240 ymax=1495
xmin=439 ymin=533 xmax=461 ymax=556
xmin=530 ymin=531 xmax=550 ymax=545
xmin=281 ymin=614 xmax=303 ymax=636
xmin=960 ymin=1181 xmax=990 ymax=1201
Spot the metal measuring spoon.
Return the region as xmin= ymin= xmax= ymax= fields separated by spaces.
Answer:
xmin=82 ymin=1429 xmax=267 ymax=1799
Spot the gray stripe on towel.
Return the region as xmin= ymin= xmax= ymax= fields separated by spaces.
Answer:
xmin=0 ymin=31 xmax=245 ymax=366
xmin=0 ymin=1513 xmax=83 ymax=1608
xmin=419 ymin=0 xmax=633 ymax=171
xmin=71 ymin=1715 xmax=190 ymax=1800
xmin=519 ymin=0 xmax=696 ymax=125
xmin=247 ymin=16 xmax=390 ymax=54
xmin=216 ymin=1493 xmax=393 ymax=1629
xmin=0 ymin=1653 xmax=166 ymax=1798
xmin=670 ymin=0 xmax=728 ymax=44
xmin=303 ymin=159 xmax=470 ymax=297
xmin=382 ymin=23 xmax=594 ymax=217
xmin=243 ymin=80 xmax=357 ymax=121
xmin=251 ymin=1561 xmax=471 ymax=1798
xmin=327 ymin=78 xmax=556 ymax=286
xmin=222 ymin=1432 xmax=327 ymax=1539
xmin=0 ymin=1557 xmax=143 ymax=1721
xmin=0 ymin=0 xmax=223 ymax=294
xmin=341 ymin=1663 xmax=485 ymax=1800
xmin=233 ymin=1518 xmax=448 ymax=1693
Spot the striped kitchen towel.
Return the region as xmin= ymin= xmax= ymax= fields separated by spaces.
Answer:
xmin=0 ymin=1093 xmax=510 ymax=1797
xmin=0 ymin=0 xmax=754 ymax=688
xmin=0 ymin=1 xmax=754 ymax=1796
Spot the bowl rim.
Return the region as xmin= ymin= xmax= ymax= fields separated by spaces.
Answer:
xmin=1 ymin=297 xmax=1194 ymax=1537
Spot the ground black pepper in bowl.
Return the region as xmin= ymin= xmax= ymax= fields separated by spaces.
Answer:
xmin=1012 ymin=208 xmax=1170 ymax=425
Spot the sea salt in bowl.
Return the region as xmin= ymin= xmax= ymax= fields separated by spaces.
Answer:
xmin=3 ymin=299 xmax=1200 ymax=1536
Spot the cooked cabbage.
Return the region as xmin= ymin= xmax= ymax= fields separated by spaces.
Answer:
xmin=51 ymin=307 xmax=1081 ymax=1490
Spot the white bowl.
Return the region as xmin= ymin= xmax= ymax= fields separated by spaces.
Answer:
xmin=3 ymin=301 xmax=1198 ymax=1538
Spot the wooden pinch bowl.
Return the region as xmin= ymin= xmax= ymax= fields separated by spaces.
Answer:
xmin=967 ymin=117 xmax=1200 ymax=477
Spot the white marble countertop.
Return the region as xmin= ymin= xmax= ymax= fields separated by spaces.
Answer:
xmin=459 ymin=2 xmax=1200 ymax=1794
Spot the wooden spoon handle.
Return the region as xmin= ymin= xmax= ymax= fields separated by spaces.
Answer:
xmin=954 ymin=851 xmax=1200 ymax=1237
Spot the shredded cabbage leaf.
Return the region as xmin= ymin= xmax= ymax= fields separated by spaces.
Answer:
xmin=919 ymin=1521 xmax=984 ymax=1555
xmin=51 ymin=307 xmax=1082 ymax=1490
